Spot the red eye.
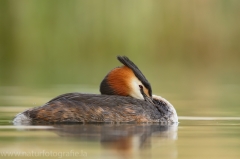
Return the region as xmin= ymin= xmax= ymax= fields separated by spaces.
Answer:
xmin=139 ymin=85 xmax=143 ymax=89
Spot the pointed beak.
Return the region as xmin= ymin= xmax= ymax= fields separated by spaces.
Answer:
xmin=139 ymin=85 xmax=154 ymax=104
xmin=145 ymin=96 xmax=154 ymax=104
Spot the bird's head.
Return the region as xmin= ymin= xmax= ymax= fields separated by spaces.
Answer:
xmin=100 ymin=56 xmax=152 ymax=102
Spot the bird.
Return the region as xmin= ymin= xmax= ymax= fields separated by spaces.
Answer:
xmin=13 ymin=56 xmax=178 ymax=125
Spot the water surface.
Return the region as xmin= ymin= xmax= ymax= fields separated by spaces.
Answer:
xmin=0 ymin=87 xmax=240 ymax=159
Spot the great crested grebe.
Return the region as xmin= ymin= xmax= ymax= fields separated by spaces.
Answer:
xmin=13 ymin=56 xmax=178 ymax=125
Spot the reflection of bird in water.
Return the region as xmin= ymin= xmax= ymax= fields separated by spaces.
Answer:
xmin=53 ymin=123 xmax=178 ymax=159
xmin=13 ymin=56 xmax=177 ymax=125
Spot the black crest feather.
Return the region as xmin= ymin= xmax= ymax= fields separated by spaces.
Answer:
xmin=117 ymin=56 xmax=152 ymax=97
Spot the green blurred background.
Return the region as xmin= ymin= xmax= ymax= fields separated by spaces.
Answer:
xmin=0 ymin=0 xmax=240 ymax=116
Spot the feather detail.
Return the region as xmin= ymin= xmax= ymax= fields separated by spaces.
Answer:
xmin=106 ymin=66 xmax=133 ymax=96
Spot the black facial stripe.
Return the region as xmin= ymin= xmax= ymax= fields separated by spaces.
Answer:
xmin=117 ymin=56 xmax=152 ymax=97
xmin=139 ymin=85 xmax=144 ymax=96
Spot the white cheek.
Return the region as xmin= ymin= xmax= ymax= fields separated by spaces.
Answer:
xmin=129 ymin=78 xmax=144 ymax=100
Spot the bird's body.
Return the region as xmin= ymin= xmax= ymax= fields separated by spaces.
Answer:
xmin=13 ymin=93 xmax=177 ymax=124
